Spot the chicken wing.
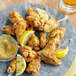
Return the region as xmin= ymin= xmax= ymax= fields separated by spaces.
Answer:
xmin=25 ymin=7 xmax=42 ymax=30
xmin=26 ymin=58 xmax=41 ymax=75
xmin=13 ymin=19 xmax=27 ymax=43
xmin=37 ymin=35 xmax=62 ymax=66
xmin=43 ymin=18 xmax=60 ymax=32
xmin=7 ymin=57 xmax=17 ymax=73
xmin=47 ymin=27 xmax=66 ymax=41
xmin=28 ymin=34 xmax=40 ymax=51
xmin=19 ymin=46 xmax=37 ymax=62
xmin=1 ymin=26 xmax=15 ymax=35
xmin=37 ymin=50 xmax=62 ymax=66
xmin=40 ymin=32 xmax=46 ymax=48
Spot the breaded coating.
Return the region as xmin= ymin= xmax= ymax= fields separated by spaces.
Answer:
xmin=37 ymin=51 xmax=62 ymax=66
xmin=25 ymin=7 xmax=42 ymax=30
xmin=40 ymin=32 xmax=46 ymax=48
xmin=7 ymin=57 xmax=17 ymax=73
xmin=47 ymin=27 xmax=66 ymax=41
xmin=1 ymin=26 xmax=15 ymax=35
xmin=26 ymin=58 xmax=41 ymax=75
xmin=9 ymin=11 xmax=23 ymax=24
xmin=37 ymin=35 xmax=62 ymax=66
xmin=28 ymin=34 xmax=40 ymax=51
xmin=43 ymin=18 xmax=60 ymax=32
xmin=19 ymin=46 xmax=37 ymax=62
xmin=13 ymin=19 xmax=27 ymax=43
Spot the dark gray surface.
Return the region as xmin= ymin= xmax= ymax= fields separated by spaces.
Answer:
xmin=0 ymin=3 xmax=76 ymax=76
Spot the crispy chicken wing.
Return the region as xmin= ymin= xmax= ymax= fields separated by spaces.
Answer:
xmin=47 ymin=27 xmax=66 ymax=41
xmin=43 ymin=18 xmax=60 ymax=32
xmin=25 ymin=7 xmax=42 ymax=30
xmin=7 ymin=57 xmax=17 ymax=73
xmin=13 ymin=19 xmax=27 ymax=43
xmin=1 ymin=26 xmax=15 ymax=35
xmin=37 ymin=35 xmax=62 ymax=66
xmin=26 ymin=58 xmax=41 ymax=75
xmin=45 ymin=35 xmax=61 ymax=52
xmin=19 ymin=46 xmax=37 ymax=62
xmin=9 ymin=11 xmax=23 ymax=24
xmin=40 ymin=32 xmax=46 ymax=48
xmin=37 ymin=51 xmax=62 ymax=66
xmin=28 ymin=34 xmax=40 ymax=51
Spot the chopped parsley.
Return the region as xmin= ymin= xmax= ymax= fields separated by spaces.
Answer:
xmin=68 ymin=40 xmax=71 ymax=42
xmin=40 ymin=17 xmax=43 ymax=19
xmin=49 ymin=37 xmax=53 ymax=40
xmin=22 ymin=64 xmax=24 ymax=67
xmin=17 ymin=60 xmax=20 ymax=63
xmin=43 ymin=7 xmax=46 ymax=10
xmin=40 ymin=26 xmax=43 ymax=29
xmin=42 ymin=53 xmax=46 ymax=55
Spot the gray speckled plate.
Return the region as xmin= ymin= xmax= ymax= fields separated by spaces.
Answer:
xmin=0 ymin=3 xmax=76 ymax=76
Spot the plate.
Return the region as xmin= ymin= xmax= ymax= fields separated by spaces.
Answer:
xmin=0 ymin=3 xmax=76 ymax=76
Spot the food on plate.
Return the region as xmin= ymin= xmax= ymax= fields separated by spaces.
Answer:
xmin=54 ymin=47 xmax=69 ymax=58
xmin=13 ymin=20 xmax=28 ymax=43
xmin=47 ymin=27 xmax=66 ymax=41
xmin=1 ymin=6 xmax=68 ymax=76
xmin=1 ymin=26 xmax=15 ymax=35
xmin=28 ymin=34 xmax=40 ymax=51
xmin=26 ymin=58 xmax=41 ymax=75
xmin=20 ymin=30 xmax=35 ymax=46
xmin=25 ymin=7 xmax=42 ymax=30
xmin=38 ymin=50 xmax=62 ymax=66
xmin=0 ymin=34 xmax=17 ymax=59
xmin=37 ymin=35 xmax=62 ymax=66
xmin=43 ymin=18 xmax=60 ymax=32
xmin=19 ymin=46 xmax=37 ymax=62
xmin=16 ymin=54 xmax=26 ymax=76
xmin=40 ymin=32 xmax=46 ymax=48
xmin=9 ymin=11 xmax=29 ymax=43
xmin=7 ymin=57 xmax=17 ymax=73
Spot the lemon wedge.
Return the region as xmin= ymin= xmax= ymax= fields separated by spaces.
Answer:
xmin=37 ymin=8 xmax=49 ymax=22
xmin=16 ymin=54 xmax=26 ymax=76
xmin=20 ymin=30 xmax=35 ymax=46
xmin=54 ymin=47 xmax=69 ymax=58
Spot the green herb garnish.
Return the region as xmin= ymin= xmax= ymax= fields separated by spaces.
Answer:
xmin=43 ymin=7 xmax=46 ymax=10
xmin=49 ymin=37 xmax=53 ymax=40
xmin=22 ymin=64 xmax=24 ymax=67
xmin=17 ymin=60 xmax=20 ymax=63
xmin=40 ymin=17 xmax=43 ymax=19
xmin=68 ymin=40 xmax=71 ymax=42
xmin=40 ymin=26 xmax=43 ymax=29
xmin=42 ymin=53 xmax=46 ymax=55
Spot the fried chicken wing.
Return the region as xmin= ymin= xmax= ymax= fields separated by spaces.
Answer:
xmin=7 ymin=57 xmax=17 ymax=73
xmin=37 ymin=35 xmax=62 ymax=66
xmin=9 ymin=11 xmax=23 ymax=24
xmin=37 ymin=51 xmax=62 ymax=66
xmin=13 ymin=19 xmax=27 ymax=43
xmin=43 ymin=18 xmax=60 ymax=32
xmin=1 ymin=26 xmax=15 ymax=35
xmin=19 ymin=46 xmax=37 ymax=62
xmin=45 ymin=35 xmax=61 ymax=52
xmin=47 ymin=27 xmax=66 ymax=41
xmin=26 ymin=58 xmax=41 ymax=75
xmin=40 ymin=32 xmax=46 ymax=48
xmin=28 ymin=34 xmax=40 ymax=51
xmin=25 ymin=7 xmax=42 ymax=30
